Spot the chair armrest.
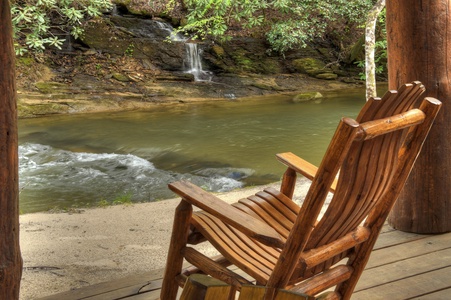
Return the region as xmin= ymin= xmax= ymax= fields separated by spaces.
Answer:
xmin=168 ymin=180 xmax=285 ymax=249
xmin=299 ymin=226 xmax=371 ymax=269
xmin=276 ymin=152 xmax=337 ymax=192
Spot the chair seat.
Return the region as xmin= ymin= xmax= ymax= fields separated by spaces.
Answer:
xmin=190 ymin=187 xmax=299 ymax=284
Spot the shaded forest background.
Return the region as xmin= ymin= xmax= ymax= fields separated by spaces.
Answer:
xmin=11 ymin=0 xmax=387 ymax=116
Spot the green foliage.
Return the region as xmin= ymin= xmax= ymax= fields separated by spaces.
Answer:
xmin=112 ymin=192 xmax=133 ymax=205
xmin=124 ymin=43 xmax=135 ymax=57
xmin=356 ymin=39 xmax=387 ymax=80
xmin=11 ymin=0 xmax=113 ymax=55
xmin=166 ymin=0 xmax=375 ymax=53
xmin=97 ymin=199 xmax=110 ymax=207
xmin=97 ymin=193 xmax=133 ymax=208
xmin=97 ymin=192 xmax=133 ymax=207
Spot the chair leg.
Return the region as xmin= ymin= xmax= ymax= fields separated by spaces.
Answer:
xmin=336 ymin=242 xmax=375 ymax=300
xmin=180 ymin=274 xmax=233 ymax=300
xmin=280 ymin=168 xmax=297 ymax=198
xmin=160 ymin=200 xmax=193 ymax=300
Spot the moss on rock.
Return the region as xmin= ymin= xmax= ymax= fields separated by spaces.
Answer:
xmin=316 ymin=73 xmax=338 ymax=80
xmin=292 ymin=92 xmax=323 ymax=103
xmin=292 ymin=58 xmax=339 ymax=80
xmin=112 ymin=73 xmax=131 ymax=82
xmin=35 ymin=82 xmax=70 ymax=94
xmin=211 ymin=45 xmax=225 ymax=58
xmin=292 ymin=58 xmax=325 ymax=74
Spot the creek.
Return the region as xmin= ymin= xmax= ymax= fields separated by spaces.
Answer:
xmin=19 ymin=88 xmax=367 ymax=213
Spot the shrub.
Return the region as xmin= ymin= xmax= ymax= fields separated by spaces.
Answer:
xmin=11 ymin=0 xmax=113 ymax=55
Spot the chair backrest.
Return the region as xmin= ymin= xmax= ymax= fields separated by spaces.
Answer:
xmin=309 ymin=82 xmax=428 ymax=248
xmin=267 ymin=82 xmax=442 ymax=289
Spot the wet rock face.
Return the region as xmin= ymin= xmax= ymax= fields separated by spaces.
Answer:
xmin=292 ymin=58 xmax=338 ymax=80
xmin=80 ymin=15 xmax=354 ymax=78
xmin=81 ymin=16 xmax=185 ymax=71
xmin=109 ymin=16 xmax=174 ymax=40
xmin=202 ymin=37 xmax=283 ymax=74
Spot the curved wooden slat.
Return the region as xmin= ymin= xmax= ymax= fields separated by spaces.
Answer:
xmin=257 ymin=189 xmax=300 ymax=222
xmin=229 ymin=226 xmax=281 ymax=260
xmin=232 ymin=201 xmax=265 ymax=220
xmin=246 ymin=194 xmax=294 ymax=230
xmin=238 ymin=198 xmax=291 ymax=238
xmin=192 ymin=212 xmax=275 ymax=282
xmin=264 ymin=188 xmax=301 ymax=213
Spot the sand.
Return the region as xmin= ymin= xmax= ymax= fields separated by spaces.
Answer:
xmin=19 ymin=179 xmax=326 ymax=299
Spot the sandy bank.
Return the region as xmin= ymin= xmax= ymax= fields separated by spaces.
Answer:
xmin=19 ymin=179 xmax=329 ymax=299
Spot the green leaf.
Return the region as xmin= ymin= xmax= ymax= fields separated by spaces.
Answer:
xmin=45 ymin=37 xmax=65 ymax=50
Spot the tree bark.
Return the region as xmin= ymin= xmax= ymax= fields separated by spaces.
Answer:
xmin=386 ymin=0 xmax=451 ymax=233
xmin=0 ymin=0 xmax=22 ymax=297
xmin=365 ymin=0 xmax=385 ymax=100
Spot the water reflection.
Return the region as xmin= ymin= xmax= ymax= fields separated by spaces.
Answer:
xmin=19 ymin=89 xmax=367 ymax=213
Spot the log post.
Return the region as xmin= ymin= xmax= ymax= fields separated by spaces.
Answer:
xmin=179 ymin=274 xmax=233 ymax=300
xmin=386 ymin=0 xmax=451 ymax=233
xmin=0 ymin=0 xmax=23 ymax=297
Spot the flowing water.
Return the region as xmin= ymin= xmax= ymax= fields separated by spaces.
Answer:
xmin=184 ymin=43 xmax=213 ymax=81
xmin=153 ymin=20 xmax=213 ymax=81
xmin=19 ymin=88 xmax=369 ymax=213
xmin=155 ymin=20 xmax=186 ymax=42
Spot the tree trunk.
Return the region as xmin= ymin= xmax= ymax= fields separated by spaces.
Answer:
xmin=364 ymin=0 xmax=385 ymax=100
xmin=0 ymin=0 xmax=22 ymax=297
xmin=386 ymin=0 xmax=451 ymax=233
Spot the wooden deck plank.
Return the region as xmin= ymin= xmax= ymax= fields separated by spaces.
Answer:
xmin=38 ymin=270 xmax=163 ymax=300
xmin=352 ymin=266 xmax=451 ymax=299
xmin=366 ymin=231 xmax=451 ymax=268
xmin=121 ymin=289 xmax=160 ymax=300
xmin=355 ymin=247 xmax=451 ymax=291
xmin=409 ymin=287 xmax=451 ymax=299
xmin=80 ymin=280 xmax=162 ymax=300
xmin=37 ymin=230 xmax=451 ymax=300
xmin=372 ymin=228 xmax=427 ymax=250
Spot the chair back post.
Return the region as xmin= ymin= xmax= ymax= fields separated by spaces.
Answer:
xmin=265 ymin=118 xmax=362 ymax=296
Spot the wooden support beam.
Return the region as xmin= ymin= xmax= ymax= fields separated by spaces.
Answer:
xmin=386 ymin=0 xmax=451 ymax=233
xmin=0 ymin=0 xmax=22 ymax=298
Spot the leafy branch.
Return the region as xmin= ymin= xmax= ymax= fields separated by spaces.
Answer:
xmin=11 ymin=0 xmax=112 ymax=56
xmin=168 ymin=0 xmax=375 ymax=53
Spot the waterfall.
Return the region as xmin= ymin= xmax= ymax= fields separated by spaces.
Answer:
xmin=154 ymin=20 xmax=213 ymax=81
xmin=111 ymin=4 xmax=118 ymax=15
xmin=185 ymin=43 xmax=212 ymax=82
xmin=154 ymin=21 xmax=185 ymax=42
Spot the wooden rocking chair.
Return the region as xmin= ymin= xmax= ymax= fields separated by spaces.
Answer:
xmin=160 ymin=82 xmax=442 ymax=300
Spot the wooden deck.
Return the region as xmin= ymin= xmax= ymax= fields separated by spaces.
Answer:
xmin=38 ymin=225 xmax=451 ymax=300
